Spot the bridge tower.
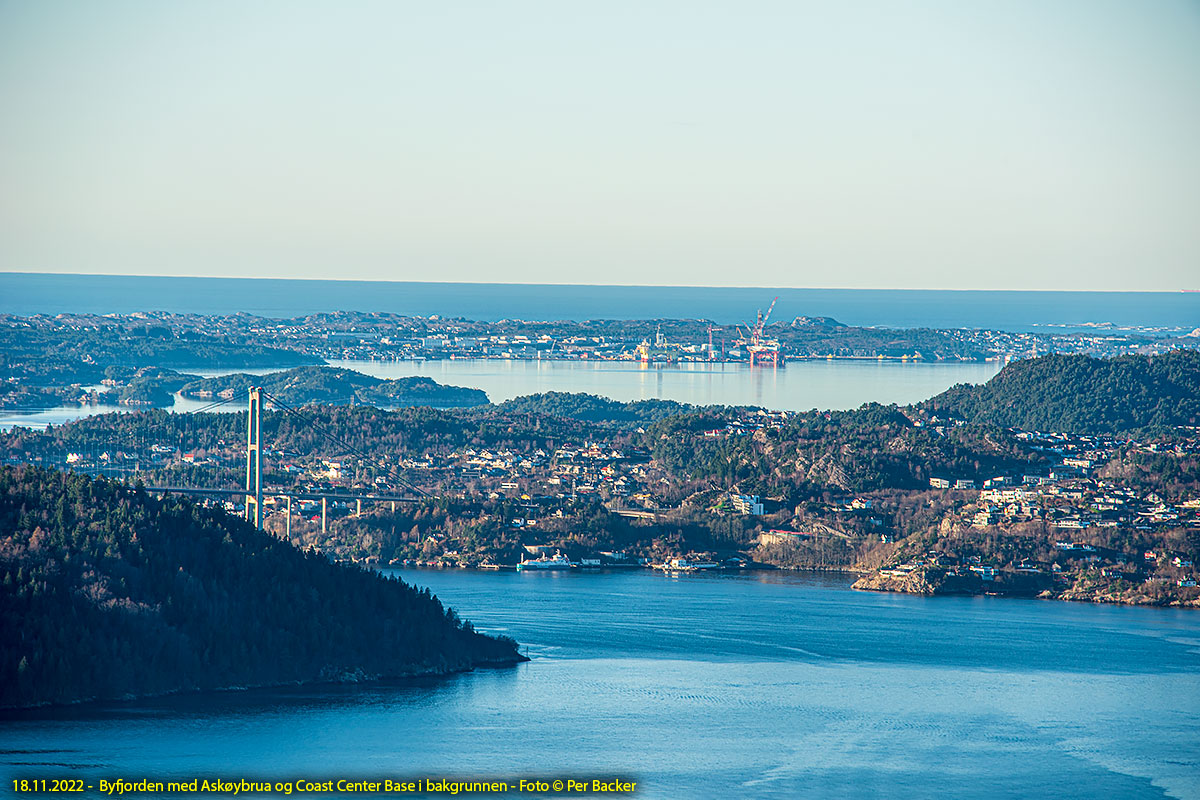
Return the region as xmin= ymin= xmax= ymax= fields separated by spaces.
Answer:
xmin=245 ymin=387 xmax=263 ymax=529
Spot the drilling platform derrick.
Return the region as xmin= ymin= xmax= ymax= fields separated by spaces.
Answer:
xmin=736 ymin=297 xmax=785 ymax=367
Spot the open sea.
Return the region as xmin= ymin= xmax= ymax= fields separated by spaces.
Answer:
xmin=3 ymin=273 xmax=1198 ymax=333
xmin=2 ymin=569 xmax=1198 ymax=799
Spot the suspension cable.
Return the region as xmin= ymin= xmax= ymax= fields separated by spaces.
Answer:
xmin=185 ymin=390 xmax=246 ymax=415
xmin=260 ymin=390 xmax=428 ymax=497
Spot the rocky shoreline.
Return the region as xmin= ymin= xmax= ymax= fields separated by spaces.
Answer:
xmin=851 ymin=567 xmax=1200 ymax=608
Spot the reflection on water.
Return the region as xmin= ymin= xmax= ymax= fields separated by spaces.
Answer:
xmin=332 ymin=358 xmax=1003 ymax=410
xmin=1 ymin=359 xmax=1001 ymax=430
xmin=0 ymin=395 xmax=236 ymax=431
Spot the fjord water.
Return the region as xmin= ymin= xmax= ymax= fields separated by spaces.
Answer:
xmin=333 ymin=358 xmax=1003 ymax=410
xmin=3 ymin=571 xmax=1198 ymax=799
xmin=0 ymin=360 xmax=1002 ymax=430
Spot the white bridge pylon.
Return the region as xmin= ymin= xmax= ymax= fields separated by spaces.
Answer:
xmin=244 ymin=386 xmax=263 ymax=529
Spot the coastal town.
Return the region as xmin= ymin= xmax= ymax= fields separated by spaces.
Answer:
xmin=7 ymin=393 xmax=1197 ymax=607
xmin=2 ymin=302 xmax=1198 ymax=608
xmin=4 ymin=309 xmax=1199 ymax=379
xmin=5 ymin=0 xmax=1200 ymax=788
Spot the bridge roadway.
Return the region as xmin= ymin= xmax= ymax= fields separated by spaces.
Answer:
xmin=144 ymin=486 xmax=420 ymax=503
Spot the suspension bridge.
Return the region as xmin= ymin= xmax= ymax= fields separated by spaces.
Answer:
xmin=45 ymin=386 xmax=424 ymax=535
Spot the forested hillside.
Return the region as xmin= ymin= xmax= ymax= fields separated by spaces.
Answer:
xmin=496 ymin=392 xmax=690 ymax=425
xmin=923 ymin=351 xmax=1200 ymax=433
xmin=648 ymin=403 xmax=1043 ymax=500
xmin=0 ymin=466 xmax=523 ymax=708
xmin=180 ymin=366 xmax=488 ymax=409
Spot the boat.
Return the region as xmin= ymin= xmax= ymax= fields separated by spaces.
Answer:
xmin=655 ymin=557 xmax=720 ymax=572
xmin=634 ymin=326 xmax=678 ymax=363
xmin=516 ymin=551 xmax=574 ymax=571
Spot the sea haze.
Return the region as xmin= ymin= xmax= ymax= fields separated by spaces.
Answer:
xmin=2 ymin=273 xmax=1198 ymax=333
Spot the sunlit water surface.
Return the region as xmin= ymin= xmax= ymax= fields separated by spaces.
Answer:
xmin=3 ymin=570 xmax=1198 ymax=799
xmin=0 ymin=360 xmax=1000 ymax=430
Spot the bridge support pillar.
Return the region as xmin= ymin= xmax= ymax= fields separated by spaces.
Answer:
xmin=244 ymin=387 xmax=263 ymax=530
xmin=285 ymin=495 xmax=292 ymax=539
xmin=321 ymin=497 xmax=327 ymax=533
xmin=356 ymin=498 xmax=361 ymax=517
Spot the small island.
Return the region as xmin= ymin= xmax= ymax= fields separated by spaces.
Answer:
xmin=179 ymin=366 xmax=489 ymax=409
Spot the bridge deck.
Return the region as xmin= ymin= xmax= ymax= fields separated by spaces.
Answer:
xmin=145 ymin=486 xmax=419 ymax=503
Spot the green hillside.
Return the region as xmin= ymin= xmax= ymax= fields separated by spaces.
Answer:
xmin=180 ymin=366 xmax=488 ymax=409
xmin=496 ymin=392 xmax=691 ymax=425
xmin=922 ymin=350 xmax=1200 ymax=433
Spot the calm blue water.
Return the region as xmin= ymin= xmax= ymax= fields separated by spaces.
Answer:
xmin=0 ymin=360 xmax=1002 ymax=430
xmin=3 ymin=273 xmax=1198 ymax=332
xmin=3 ymin=570 xmax=1198 ymax=799
xmin=335 ymin=358 xmax=1003 ymax=411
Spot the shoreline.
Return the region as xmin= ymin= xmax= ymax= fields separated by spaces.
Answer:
xmin=1 ymin=653 xmax=530 ymax=713
xmin=398 ymin=563 xmax=1200 ymax=610
xmin=849 ymin=569 xmax=1200 ymax=609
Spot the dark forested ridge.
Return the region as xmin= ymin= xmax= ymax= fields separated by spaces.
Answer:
xmin=0 ymin=466 xmax=523 ymax=709
xmin=923 ymin=351 xmax=1200 ymax=434
xmin=496 ymin=392 xmax=691 ymax=425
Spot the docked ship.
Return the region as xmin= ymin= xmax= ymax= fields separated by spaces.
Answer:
xmin=655 ymin=557 xmax=720 ymax=572
xmin=516 ymin=551 xmax=574 ymax=571
xmin=635 ymin=325 xmax=678 ymax=363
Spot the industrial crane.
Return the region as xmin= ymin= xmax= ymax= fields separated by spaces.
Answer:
xmin=735 ymin=296 xmax=785 ymax=367
xmin=749 ymin=296 xmax=778 ymax=347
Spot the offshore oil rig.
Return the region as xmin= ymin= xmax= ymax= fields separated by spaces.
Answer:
xmin=735 ymin=296 xmax=785 ymax=366
xmin=632 ymin=300 xmax=785 ymax=366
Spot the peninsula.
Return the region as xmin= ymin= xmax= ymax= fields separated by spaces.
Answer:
xmin=0 ymin=466 xmax=525 ymax=709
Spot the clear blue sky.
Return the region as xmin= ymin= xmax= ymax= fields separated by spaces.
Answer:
xmin=1 ymin=1 xmax=1197 ymax=290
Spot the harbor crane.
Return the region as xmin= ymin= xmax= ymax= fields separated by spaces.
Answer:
xmin=736 ymin=297 xmax=784 ymax=367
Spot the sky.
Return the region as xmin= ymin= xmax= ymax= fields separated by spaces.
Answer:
xmin=0 ymin=1 xmax=1198 ymax=291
